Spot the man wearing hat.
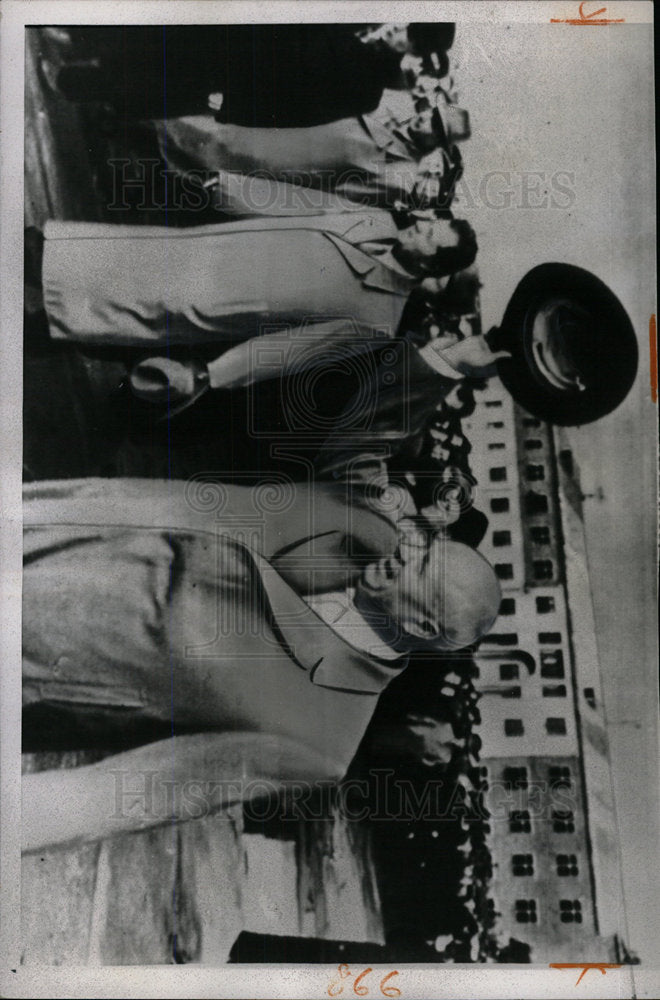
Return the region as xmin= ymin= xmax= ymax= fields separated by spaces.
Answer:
xmin=141 ymin=262 xmax=637 ymax=430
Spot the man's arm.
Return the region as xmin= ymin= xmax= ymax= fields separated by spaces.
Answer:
xmin=314 ymin=334 xmax=509 ymax=486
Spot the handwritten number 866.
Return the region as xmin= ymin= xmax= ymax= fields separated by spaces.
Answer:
xmin=328 ymin=965 xmax=401 ymax=997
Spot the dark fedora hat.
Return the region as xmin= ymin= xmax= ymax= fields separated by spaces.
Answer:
xmin=487 ymin=263 xmax=638 ymax=426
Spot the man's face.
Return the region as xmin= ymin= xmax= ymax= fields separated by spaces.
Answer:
xmin=355 ymin=530 xmax=444 ymax=646
xmin=407 ymin=108 xmax=438 ymax=151
xmin=398 ymin=217 xmax=459 ymax=264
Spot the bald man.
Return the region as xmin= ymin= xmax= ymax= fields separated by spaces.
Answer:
xmin=23 ymin=477 xmax=499 ymax=757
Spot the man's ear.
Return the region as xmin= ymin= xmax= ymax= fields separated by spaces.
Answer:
xmin=401 ymin=617 xmax=440 ymax=640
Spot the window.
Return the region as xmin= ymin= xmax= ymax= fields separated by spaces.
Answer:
xmin=488 ymin=442 xmax=506 ymax=450
xmin=488 ymin=633 xmax=518 ymax=645
xmin=512 ymin=854 xmax=534 ymax=876
xmin=509 ymin=810 xmax=531 ymax=833
xmin=502 ymin=686 xmax=522 ymax=699
xmin=526 ymin=464 xmax=545 ymax=481
xmin=556 ymin=854 xmax=579 ymax=876
xmin=533 ymin=560 xmax=554 ymax=581
xmin=503 ymin=767 xmax=528 ymax=788
xmin=541 ymin=650 xmax=565 ymax=678
xmin=504 ymin=719 xmax=524 ymax=737
xmin=499 ymin=598 xmax=516 ymax=616
xmin=549 ymin=766 xmax=572 ymax=787
xmin=523 ymin=417 xmax=541 ymax=428
xmin=490 ymin=497 xmax=510 ymax=513
xmin=525 ymin=439 xmax=543 ymax=450
xmin=493 ymin=531 xmax=512 ymax=547
xmin=514 ymin=899 xmax=538 ymax=924
xmin=490 ymin=466 xmax=507 ymax=482
xmin=546 ymin=717 xmax=567 ymax=735
xmin=530 ymin=526 xmax=551 ymax=545
xmin=584 ymin=687 xmax=597 ymax=709
xmin=495 ymin=563 xmax=514 ymax=580
xmin=499 ymin=663 xmax=520 ymax=681
xmin=536 ymin=596 xmax=555 ymax=614
xmin=539 ymin=631 xmax=562 ymax=644
xmin=552 ymin=810 xmax=575 ymax=833
xmin=559 ymin=900 xmax=583 ymax=923
xmin=543 ymin=684 xmax=567 ymax=698
xmin=485 ymin=400 xmax=503 ymax=408
xmin=487 ymin=421 xmax=504 ymax=429
xmin=525 ymin=492 xmax=548 ymax=515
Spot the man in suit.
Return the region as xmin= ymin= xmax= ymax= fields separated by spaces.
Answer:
xmin=154 ymin=95 xmax=469 ymax=209
xmin=22 ymin=477 xmax=500 ymax=835
xmin=35 ymin=210 xmax=477 ymax=347
xmin=42 ymin=23 xmax=454 ymax=128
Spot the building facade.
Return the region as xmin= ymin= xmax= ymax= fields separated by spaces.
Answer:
xmin=464 ymin=378 xmax=628 ymax=962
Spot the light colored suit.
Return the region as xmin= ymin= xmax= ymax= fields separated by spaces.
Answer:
xmin=23 ymin=477 xmax=405 ymax=777
xmin=43 ymin=212 xmax=415 ymax=347
xmin=155 ymin=114 xmax=420 ymax=206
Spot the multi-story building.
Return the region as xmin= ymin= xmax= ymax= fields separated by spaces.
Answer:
xmin=464 ymin=377 xmax=629 ymax=962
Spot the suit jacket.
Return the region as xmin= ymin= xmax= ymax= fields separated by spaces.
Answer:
xmin=155 ymin=115 xmax=419 ymax=207
xmin=43 ymin=213 xmax=415 ymax=347
xmin=55 ymin=26 xmax=401 ymax=127
xmin=23 ymin=477 xmax=405 ymax=772
xmin=214 ymin=25 xmax=402 ymax=128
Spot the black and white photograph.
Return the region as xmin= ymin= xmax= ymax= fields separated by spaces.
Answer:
xmin=0 ymin=2 xmax=657 ymax=997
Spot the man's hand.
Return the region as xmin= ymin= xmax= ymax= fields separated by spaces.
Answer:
xmin=435 ymin=333 xmax=511 ymax=378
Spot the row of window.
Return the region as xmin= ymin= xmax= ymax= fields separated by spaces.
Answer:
xmin=501 ymin=765 xmax=572 ymax=787
xmin=484 ymin=399 xmax=541 ymax=427
xmin=494 ymin=560 xmax=554 ymax=581
xmin=509 ymin=809 xmax=576 ymax=834
xmin=514 ymin=899 xmax=583 ymax=924
xmin=489 ymin=631 xmax=562 ymax=644
xmin=495 ymin=684 xmax=567 ymax=699
xmin=489 ymin=465 xmax=546 ymax=484
xmin=497 ymin=596 xmax=557 ymax=615
xmin=489 ymin=494 xmax=551 ymax=518
xmin=511 ymin=853 xmax=579 ymax=877
xmin=493 ymin=526 xmax=552 ymax=547
xmin=504 ymin=718 xmax=567 ymax=736
xmin=487 ymin=438 xmax=545 ymax=452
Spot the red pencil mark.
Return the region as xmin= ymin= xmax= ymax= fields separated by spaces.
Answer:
xmin=549 ymin=962 xmax=623 ymax=985
xmin=551 ymin=2 xmax=625 ymax=24
xmin=650 ymin=315 xmax=657 ymax=403
xmin=327 ymin=966 xmax=401 ymax=998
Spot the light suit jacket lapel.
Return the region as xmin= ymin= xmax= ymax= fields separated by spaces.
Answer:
xmin=252 ymin=548 xmax=407 ymax=695
xmin=23 ymin=478 xmax=406 ymax=696
xmin=322 ymin=217 xmax=416 ymax=297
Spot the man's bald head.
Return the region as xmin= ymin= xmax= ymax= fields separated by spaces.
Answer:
xmin=355 ymin=535 xmax=501 ymax=652
xmin=425 ymin=539 xmax=502 ymax=649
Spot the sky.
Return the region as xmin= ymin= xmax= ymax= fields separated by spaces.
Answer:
xmin=452 ymin=20 xmax=657 ymax=966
